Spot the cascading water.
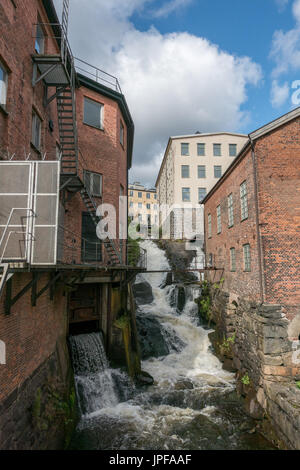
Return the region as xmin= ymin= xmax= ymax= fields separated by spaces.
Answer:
xmin=70 ymin=241 xmax=274 ymax=450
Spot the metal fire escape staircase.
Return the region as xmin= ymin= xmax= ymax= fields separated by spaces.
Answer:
xmin=31 ymin=1 xmax=122 ymax=265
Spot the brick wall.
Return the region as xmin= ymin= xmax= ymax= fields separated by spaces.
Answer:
xmin=0 ymin=0 xmax=60 ymax=160
xmin=0 ymin=273 xmax=68 ymax=401
xmin=62 ymin=84 xmax=129 ymax=264
xmin=255 ymin=119 xmax=300 ymax=314
xmin=204 ymin=146 xmax=261 ymax=302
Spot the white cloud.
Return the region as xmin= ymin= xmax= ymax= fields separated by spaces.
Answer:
xmin=151 ymin=0 xmax=193 ymax=18
xmin=270 ymin=0 xmax=300 ymax=77
xmin=270 ymin=80 xmax=290 ymax=107
xmin=54 ymin=0 xmax=262 ymax=187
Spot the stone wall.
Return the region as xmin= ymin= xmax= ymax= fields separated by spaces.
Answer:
xmin=0 ymin=338 xmax=77 ymax=450
xmin=206 ymin=285 xmax=300 ymax=449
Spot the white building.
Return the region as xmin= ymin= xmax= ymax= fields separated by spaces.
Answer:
xmin=156 ymin=132 xmax=248 ymax=238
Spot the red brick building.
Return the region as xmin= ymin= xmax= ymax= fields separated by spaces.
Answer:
xmin=0 ymin=0 xmax=142 ymax=449
xmin=203 ymin=108 xmax=300 ymax=449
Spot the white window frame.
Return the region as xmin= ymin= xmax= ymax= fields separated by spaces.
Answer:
xmin=181 ymin=165 xmax=190 ymax=178
xmin=198 ymin=187 xmax=207 ymax=203
xmin=182 ymin=187 xmax=190 ymax=202
xmin=0 ymin=60 xmax=8 ymax=108
xmin=243 ymin=244 xmax=251 ymax=272
xmin=213 ymin=143 xmax=222 ymax=156
xmin=228 ymin=193 xmax=234 ymax=227
xmin=208 ymin=213 xmax=212 ymax=238
xmin=229 ymin=143 xmax=237 ymax=157
xmin=217 ymin=205 xmax=221 ymax=234
xmin=31 ymin=110 xmax=42 ymax=150
xmin=197 ymin=143 xmax=205 ymax=156
xmin=83 ymin=97 xmax=103 ymax=130
xmin=230 ymin=247 xmax=236 ymax=272
xmin=198 ymin=165 xmax=206 ymax=179
xmin=84 ymin=170 xmax=103 ymax=197
xmin=214 ymin=165 xmax=222 ymax=178
xmin=181 ymin=143 xmax=189 ymax=156
xmin=240 ymin=181 xmax=248 ymax=220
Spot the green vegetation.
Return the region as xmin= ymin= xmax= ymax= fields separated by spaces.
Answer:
xmin=213 ymin=277 xmax=225 ymax=289
xmin=219 ymin=333 xmax=236 ymax=356
xmin=194 ymin=280 xmax=212 ymax=323
xmin=296 ymin=381 xmax=300 ymax=390
xmin=114 ymin=315 xmax=131 ymax=329
xmin=241 ymin=373 xmax=251 ymax=386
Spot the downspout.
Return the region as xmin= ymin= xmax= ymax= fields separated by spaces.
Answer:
xmin=249 ymin=137 xmax=266 ymax=304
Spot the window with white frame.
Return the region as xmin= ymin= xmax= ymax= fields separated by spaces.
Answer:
xmin=240 ymin=181 xmax=248 ymax=220
xmin=181 ymin=165 xmax=190 ymax=178
xmin=243 ymin=244 xmax=251 ymax=271
xmin=84 ymin=170 xmax=103 ymax=197
xmin=129 ymin=202 xmax=133 ymax=208
xmin=0 ymin=61 xmax=8 ymax=108
xmin=197 ymin=143 xmax=205 ymax=156
xmin=181 ymin=143 xmax=189 ymax=156
xmin=214 ymin=165 xmax=222 ymax=178
xmin=138 ymin=192 xmax=142 ymax=198
xmin=198 ymin=165 xmax=206 ymax=178
xmin=217 ymin=205 xmax=221 ymax=234
xmin=228 ymin=193 xmax=234 ymax=227
xmin=35 ymin=23 xmax=45 ymax=54
xmin=138 ymin=202 xmax=142 ymax=209
xmin=146 ymin=203 xmax=151 ymax=210
xmin=213 ymin=143 xmax=221 ymax=156
xmin=31 ymin=110 xmax=42 ymax=150
xmin=84 ymin=97 xmax=103 ymax=129
xmin=129 ymin=190 xmax=133 ymax=196
xmin=182 ymin=187 xmax=190 ymax=202
xmin=146 ymin=193 xmax=150 ymax=199
xmin=229 ymin=144 xmax=237 ymax=157
xmin=230 ymin=247 xmax=236 ymax=272
xmin=208 ymin=213 xmax=212 ymax=238
xmin=198 ymin=188 xmax=207 ymax=202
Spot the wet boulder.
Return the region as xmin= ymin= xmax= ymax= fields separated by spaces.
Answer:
xmin=136 ymin=314 xmax=169 ymax=359
xmin=132 ymin=280 xmax=154 ymax=305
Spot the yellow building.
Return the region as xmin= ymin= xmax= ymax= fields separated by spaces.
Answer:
xmin=128 ymin=182 xmax=158 ymax=226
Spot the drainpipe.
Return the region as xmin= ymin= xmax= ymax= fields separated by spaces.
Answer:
xmin=249 ymin=136 xmax=266 ymax=304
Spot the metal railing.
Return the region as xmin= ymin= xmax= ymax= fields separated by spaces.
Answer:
xmin=74 ymin=57 xmax=122 ymax=94
xmin=0 ymin=208 xmax=36 ymax=263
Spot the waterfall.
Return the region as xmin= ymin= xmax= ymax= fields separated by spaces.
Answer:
xmin=69 ymin=242 xmax=275 ymax=450
xmin=69 ymin=332 xmax=119 ymax=417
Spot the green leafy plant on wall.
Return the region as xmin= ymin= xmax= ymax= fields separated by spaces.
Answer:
xmin=296 ymin=381 xmax=300 ymax=390
xmin=194 ymin=280 xmax=212 ymax=323
xmin=241 ymin=373 xmax=251 ymax=386
xmin=219 ymin=333 xmax=236 ymax=356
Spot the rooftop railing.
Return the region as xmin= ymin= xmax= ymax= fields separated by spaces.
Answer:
xmin=74 ymin=57 xmax=122 ymax=94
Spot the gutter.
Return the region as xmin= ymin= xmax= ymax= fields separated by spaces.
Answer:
xmin=249 ymin=136 xmax=266 ymax=303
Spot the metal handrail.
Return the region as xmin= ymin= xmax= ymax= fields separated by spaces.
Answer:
xmin=74 ymin=57 xmax=122 ymax=94
xmin=0 ymin=208 xmax=36 ymax=259
xmin=0 ymin=231 xmax=35 ymax=264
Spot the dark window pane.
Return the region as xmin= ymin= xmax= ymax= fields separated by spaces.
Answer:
xmin=84 ymin=98 xmax=103 ymax=129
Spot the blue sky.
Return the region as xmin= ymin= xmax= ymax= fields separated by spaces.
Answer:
xmin=131 ymin=0 xmax=297 ymax=132
xmin=55 ymin=0 xmax=300 ymax=185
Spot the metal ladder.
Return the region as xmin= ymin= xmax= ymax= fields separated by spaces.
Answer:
xmin=80 ymin=187 xmax=122 ymax=265
xmin=57 ymin=82 xmax=78 ymax=175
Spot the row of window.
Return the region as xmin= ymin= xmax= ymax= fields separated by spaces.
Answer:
xmin=181 ymin=142 xmax=237 ymax=157
xmin=129 ymin=214 xmax=159 ymax=224
xmin=129 ymin=202 xmax=158 ymax=210
xmin=129 ymin=191 xmax=157 ymax=199
xmin=181 ymin=187 xmax=207 ymax=202
xmin=207 ymin=181 xmax=248 ymax=237
xmin=181 ymin=165 xmax=222 ymax=179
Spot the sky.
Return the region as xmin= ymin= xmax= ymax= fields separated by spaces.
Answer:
xmin=54 ymin=0 xmax=300 ymax=187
